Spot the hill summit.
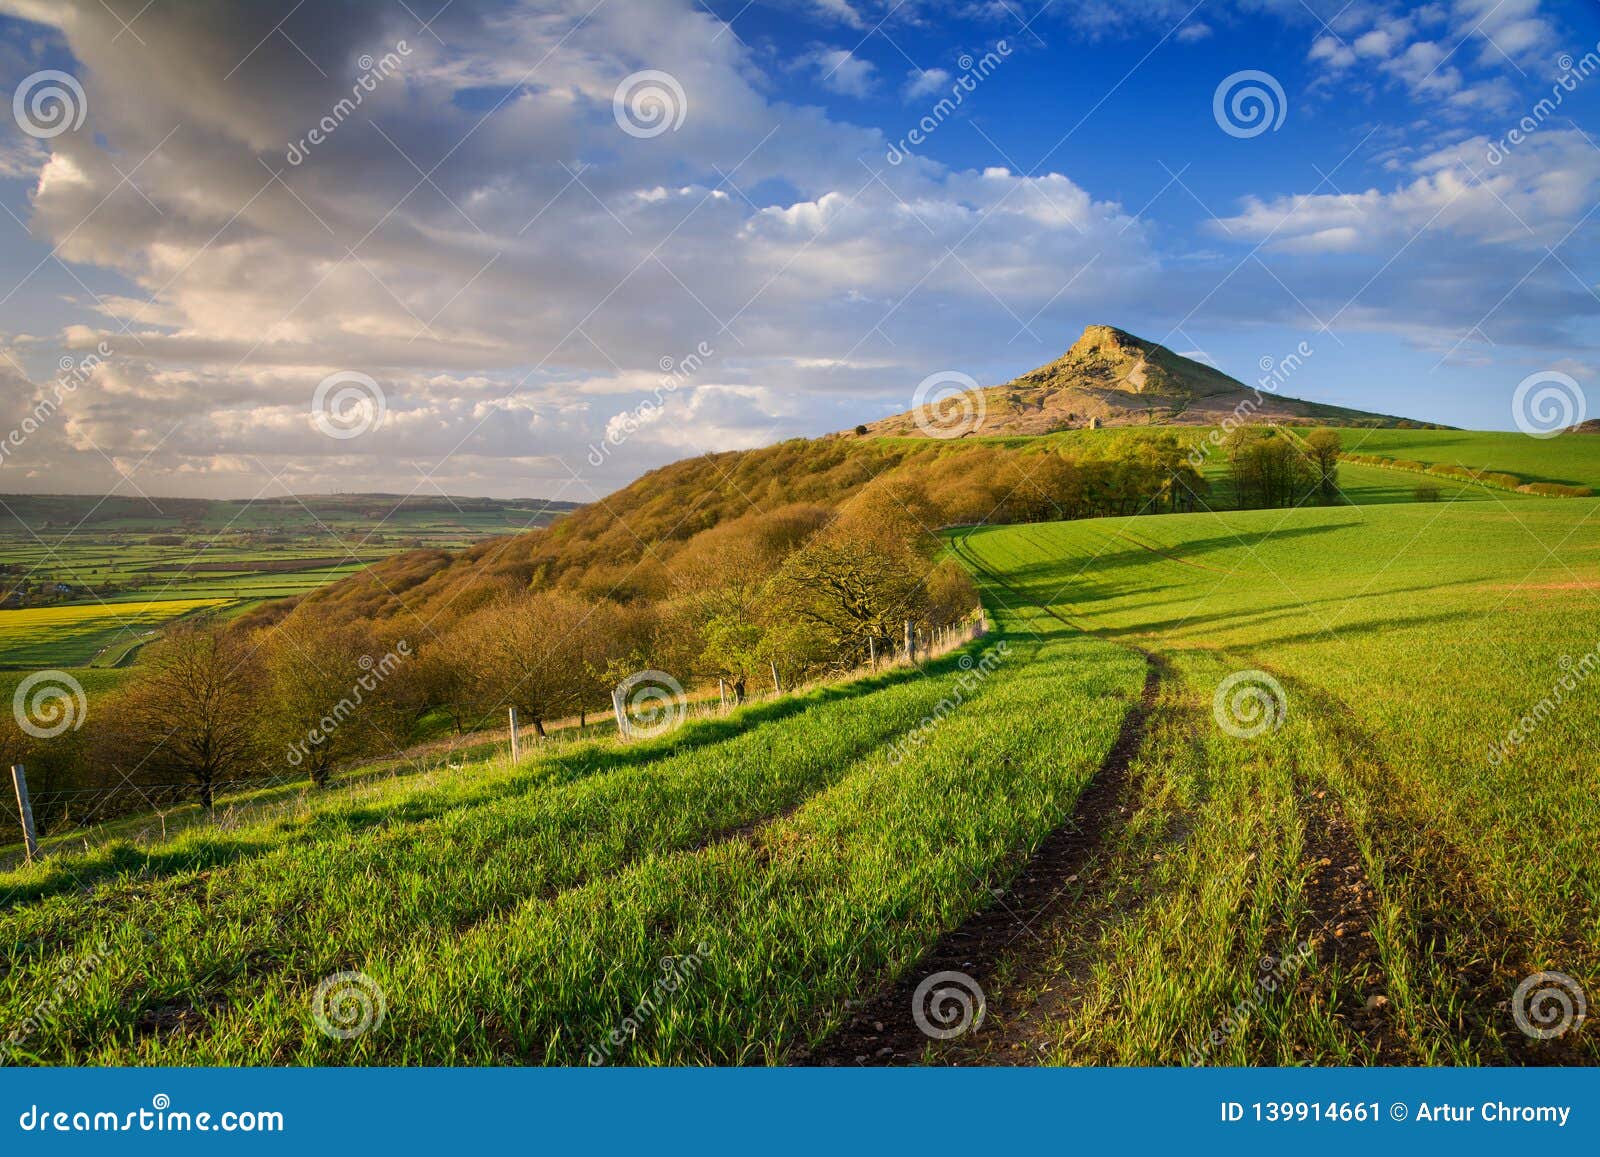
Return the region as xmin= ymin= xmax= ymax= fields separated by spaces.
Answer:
xmin=859 ymin=324 xmax=1417 ymax=437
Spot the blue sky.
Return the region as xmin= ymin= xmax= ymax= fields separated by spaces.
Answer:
xmin=0 ymin=0 xmax=1597 ymax=499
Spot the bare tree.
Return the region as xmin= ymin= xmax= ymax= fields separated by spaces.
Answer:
xmin=443 ymin=589 xmax=594 ymax=737
xmin=255 ymin=613 xmax=416 ymax=787
xmin=96 ymin=626 xmax=262 ymax=810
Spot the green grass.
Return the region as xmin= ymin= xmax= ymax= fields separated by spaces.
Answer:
xmin=954 ymin=493 xmax=1600 ymax=1064
xmin=3 ymin=440 xmax=1598 ymax=1067
xmin=1329 ymin=428 xmax=1600 ymax=489
xmin=0 ymin=626 xmax=1141 ymax=1063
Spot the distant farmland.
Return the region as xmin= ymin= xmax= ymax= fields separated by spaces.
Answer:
xmin=0 ymin=492 xmax=577 ymax=668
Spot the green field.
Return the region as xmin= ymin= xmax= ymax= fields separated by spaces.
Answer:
xmin=0 ymin=598 xmax=228 ymax=668
xmin=1 ymin=440 xmax=1596 ymax=1065
xmin=0 ymin=626 xmax=1139 ymax=1063
xmin=950 ymin=497 xmax=1599 ymax=1063
xmin=1328 ymin=428 xmax=1600 ymax=489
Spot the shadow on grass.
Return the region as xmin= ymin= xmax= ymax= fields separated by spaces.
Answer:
xmin=0 ymin=643 xmax=991 ymax=911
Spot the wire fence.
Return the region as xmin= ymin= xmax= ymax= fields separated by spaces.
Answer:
xmin=3 ymin=614 xmax=987 ymax=871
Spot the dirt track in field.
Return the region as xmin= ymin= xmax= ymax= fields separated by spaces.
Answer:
xmin=801 ymin=652 xmax=1160 ymax=1066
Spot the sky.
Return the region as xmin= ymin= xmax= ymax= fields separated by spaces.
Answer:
xmin=0 ymin=0 xmax=1597 ymax=502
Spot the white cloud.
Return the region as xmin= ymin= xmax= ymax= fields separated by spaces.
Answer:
xmin=0 ymin=0 xmax=1162 ymax=495
xmin=809 ymin=0 xmax=867 ymax=30
xmin=0 ymin=0 xmax=1591 ymax=496
xmin=903 ymin=67 xmax=951 ymax=99
xmin=805 ymin=46 xmax=879 ymax=97
xmin=1213 ymin=131 xmax=1600 ymax=254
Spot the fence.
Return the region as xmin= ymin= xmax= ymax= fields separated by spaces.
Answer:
xmin=3 ymin=614 xmax=989 ymax=869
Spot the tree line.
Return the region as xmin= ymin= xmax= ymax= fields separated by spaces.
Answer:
xmin=3 ymin=426 xmax=1338 ymax=835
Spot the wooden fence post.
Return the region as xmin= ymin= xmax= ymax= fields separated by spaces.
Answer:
xmin=508 ymin=706 xmax=520 ymax=762
xmin=11 ymin=764 xmax=37 ymax=865
xmin=770 ymin=661 xmax=781 ymax=696
xmin=718 ymin=678 xmax=728 ymax=712
xmin=868 ymin=636 xmax=876 ymax=671
xmin=904 ymin=619 xmax=915 ymax=664
xmin=611 ymin=687 xmax=630 ymax=740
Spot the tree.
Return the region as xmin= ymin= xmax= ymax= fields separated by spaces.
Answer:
xmin=95 ymin=626 xmax=262 ymax=810
xmin=255 ymin=614 xmax=416 ymax=787
xmin=923 ymin=557 xmax=980 ymax=627
xmin=442 ymin=589 xmax=595 ymax=737
xmin=665 ymin=505 xmax=827 ymax=699
xmin=572 ymin=598 xmax=654 ymax=726
xmin=774 ymin=528 xmax=930 ymax=661
xmin=0 ymin=710 xmax=88 ymax=838
xmin=1224 ymin=426 xmax=1314 ymax=508
xmin=1303 ymin=428 xmax=1342 ymax=502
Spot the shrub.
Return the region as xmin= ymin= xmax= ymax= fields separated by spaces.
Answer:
xmin=1517 ymin=482 xmax=1594 ymax=498
xmin=1414 ymin=484 xmax=1441 ymax=502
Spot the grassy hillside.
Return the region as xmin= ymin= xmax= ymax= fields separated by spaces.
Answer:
xmin=1327 ymin=428 xmax=1600 ymax=490
xmin=283 ymin=425 xmax=1559 ymax=634
xmin=0 ymin=617 xmax=1141 ymax=1063
xmin=952 ymin=498 xmax=1599 ymax=1064
xmin=3 ymin=487 xmax=1595 ymax=1064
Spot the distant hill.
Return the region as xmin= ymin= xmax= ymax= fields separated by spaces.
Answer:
xmin=0 ymin=493 xmax=579 ymax=534
xmin=861 ymin=324 xmax=1431 ymax=437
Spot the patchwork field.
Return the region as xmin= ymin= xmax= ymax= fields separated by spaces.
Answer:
xmin=0 ymin=493 xmax=575 ymax=668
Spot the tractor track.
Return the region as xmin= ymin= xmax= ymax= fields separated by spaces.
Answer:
xmin=801 ymin=651 xmax=1161 ymax=1066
